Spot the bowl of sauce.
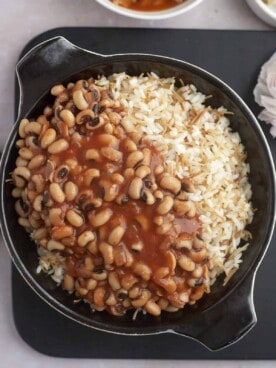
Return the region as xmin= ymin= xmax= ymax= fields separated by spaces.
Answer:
xmin=95 ymin=0 xmax=204 ymax=19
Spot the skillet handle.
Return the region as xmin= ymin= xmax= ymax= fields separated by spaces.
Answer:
xmin=175 ymin=272 xmax=256 ymax=351
xmin=16 ymin=36 xmax=104 ymax=119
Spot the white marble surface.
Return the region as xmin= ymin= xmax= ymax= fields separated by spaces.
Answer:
xmin=0 ymin=0 xmax=275 ymax=367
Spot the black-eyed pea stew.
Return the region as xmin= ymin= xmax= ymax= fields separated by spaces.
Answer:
xmin=12 ymin=77 xmax=209 ymax=317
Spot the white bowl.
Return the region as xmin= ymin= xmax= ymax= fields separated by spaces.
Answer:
xmin=95 ymin=0 xmax=204 ymax=20
xmin=246 ymin=0 xmax=276 ymax=27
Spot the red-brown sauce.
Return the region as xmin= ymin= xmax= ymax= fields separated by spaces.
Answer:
xmin=110 ymin=0 xmax=187 ymax=12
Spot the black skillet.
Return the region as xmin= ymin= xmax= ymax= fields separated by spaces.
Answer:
xmin=0 ymin=36 xmax=275 ymax=351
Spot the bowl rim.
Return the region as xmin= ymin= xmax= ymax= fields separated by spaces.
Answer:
xmin=95 ymin=0 xmax=204 ymax=20
xmin=247 ymin=0 xmax=276 ymax=23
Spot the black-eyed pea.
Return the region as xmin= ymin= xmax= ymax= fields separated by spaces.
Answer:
xmin=18 ymin=217 xmax=31 ymax=228
xmin=108 ymin=225 xmax=125 ymax=246
xmin=111 ymin=173 xmax=124 ymax=185
xmin=156 ymin=196 xmax=174 ymax=215
xmin=51 ymin=84 xmax=65 ymax=96
xmin=100 ymin=147 xmax=122 ymax=162
xmin=173 ymin=199 xmax=196 ymax=218
xmin=124 ymin=247 xmax=134 ymax=267
xmin=140 ymin=189 xmax=155 ymax=205
xmin=63 ymin=274 xmax=74 ymax=291
xmin=88 ymin=208 xmax=113 ymax=227
xmin=160 ymin=175 xmax=181 ymax=194
xmin=18 ymin=118 xmax=29 ymax=138
xmin=105 ymin=292 xmax=117 ymax=306
xmin=166 ymin=250 xmax=177 ymax=272
xmin=135 ymin=165 xmax=151 ymax=179
xmin=120 ymin=116 xmax=134 ymax=132
xmin=116 ymin=194 xmax=129 ymax=205
xmin=16 ymin=139 xmax=25 ymax=148
xmin=175 ymin=235 xmax=193 ymax=250
xmin=12 ymin=188 xmax=22 ymax=198
xmin=157 ymin=277 xmax=177 ymax=294
xmin=99 ymin=180 xmax=118 ymax=202
xmin=98 ymin=134 xmax=118 ymax=146
xmin=59 ymin=109 xmax=75 ymax=127
xmin=141 ymin=148 xmax=151 ymax=166
xmin=49 ymin=208 xmax=63 ymax=226
xmin=190 ymin=286 xmax=206 ymax=301
xmin=104 ymin=123 xmax=114 ymax=134
xmin=133 ymin=262 xmax=152 ymax=281
xmin=114 ymin=244 xmax=127 ymax=267
xmin=15 ymin=199 xmax=30 ymax=218
xmin=24 ymin=122 xmax=42 ymax=136
xmin=28 ymin=155 xmax=46 ymax=170
xmin=123 ymin=168 xmax=135 ymax=180
xmin=73 ymin=90 xmax=89 ymax=110
xmin=49 ymin=183 xmax=65 ymax=203
xmin=192 ymin=266 xmax=204 ymax=279
xmin=86 ymin=278 xmax=97 ymax=291
xmin=129 ymin=286 xmax=141 ymax=299
xmin=75 ymin=283 xmax=88 ymax=297
xmin=91 ymin=270 xmax=107 ymax=281
xmin=153 ymin=216 xmax=163 ymax=226
xmin=126 ymin=150 xmax=144 ymax=168
xmin=188 ymin=248 xmax=207 ymax=263
xmin=66 ymin=209 xmax=84 ymax=227
xmin=187 ymin=277 xmax=204 ymax=288
xmin=145 ymin=300 xmax=161 ymax=316
xmin=131 ymin=290 xmax=151 ymax=308
xmin=25 ymin=136 xmax=40 ymax=149
xmin=41 ymin=128 xmax=57 ymax=149
xmin=16 ymin=157 xmax=28 ymax=167
xmin=158 ymin=298 xmax=169 ymax=310
xmin=19 ymin=147 xmax=34 ymax=160
xmin=76 ymin=109 xmax=94 ymax=125
xmin=154 ymin=164 xmax=164 ymax=176
xmin=181 ymin=178 xmax=196 ymax=193
xmin=178 ymin=255 xmax=196 ymax=272
xmin=14 ymin=166 xmax=31 ymax=181
xmin=52 ymin=226 xmax=74 ymax=240
xmin=120 ymin=274 xmax=138 ymax=290
xmin=128 ymin=131 xmax=142 ymax=144
xmin=85 ymin=148 xmax=101 ymax=162
xmin=99 ymin=242 xmax=114 ymax=265
xmin=47 ymin=239 xmax=65 ymax=251
xmin=131 ymin=241 xmax=143 ymax=252
xmin=87 ymin=241 xmax=98 ymax=255
xmin=193 ymin=233 xmax=204 ymax=249
xmin=32 ymin=227 xmax=48 ymax=241
xmin=154 ymin=267 xmax=170 ymax=280
xmin=123 ymin=138 xmax=137 ymax=152
xmin=53 ymin=165 xmax=70 ymax=183
xmin=78 ymin=230 xmax=95 ymax=247
xmin=64 ymin=181 xmax=78 ymax=201
xmin=128 ymin=177 xmax=143 ymax=199
xmin=108 ymin=271 xmax=121 ymax=291
xmin=31 ymin=174 xmax=45 ymax=194
xmin=153 ymin=190 xmax=164 ymax=201
xmin=83 ymin=168 xmax=100 ymax=187
xmin=156 ymin=222 xmax=172 ymax=235
xmin=48 ymin=138 xmax=69 ymax=154
xmin=165 ymin=305 xmax=179 ymax=313
xmin=33 ymin=194 xmax=44 ymax=212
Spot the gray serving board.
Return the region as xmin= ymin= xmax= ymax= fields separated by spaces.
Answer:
xmin=12 ymin=27 xmax=276 ymax=359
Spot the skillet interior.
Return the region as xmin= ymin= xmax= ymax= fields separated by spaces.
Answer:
xmin=1 ymin=55 xmax=275 ymax=335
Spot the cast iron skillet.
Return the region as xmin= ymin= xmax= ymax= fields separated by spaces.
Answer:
xmin=0 ymin=37 xmax=275 ymax=351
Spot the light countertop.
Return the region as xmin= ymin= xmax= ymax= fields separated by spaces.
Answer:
xmin=0 ymin=0 xmax=275 ymax=367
